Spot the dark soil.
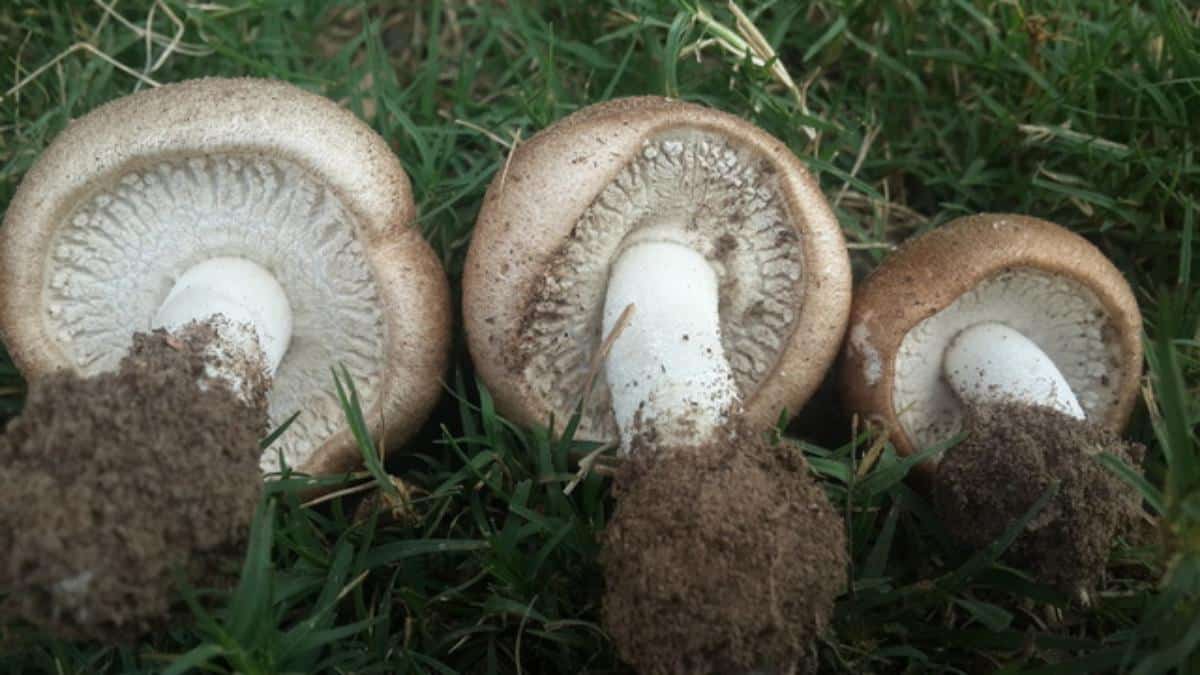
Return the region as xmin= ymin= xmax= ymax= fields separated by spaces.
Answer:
xmin=601 ymin=426 xmax=847 ymax=675
xmin=933 ymin=402 xmax=1145 ymax=593
xmin=0 ymin=323 xmax=267 ymax=642
xmin=152 ymin=316 xmax=271 ymax=413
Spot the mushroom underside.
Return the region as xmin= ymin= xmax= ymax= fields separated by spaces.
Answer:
xmin=40 ymin=152 xmax=388 ymax=471
xmin=516 ymin=129 xmax=807 ymax=439
xmin=893 ymin=268 xmax=1125 ymax=455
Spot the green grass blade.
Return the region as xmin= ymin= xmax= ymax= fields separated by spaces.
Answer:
xmin=1099 ymin=451 xmax=1165 ymax=515
xmin=159 ymin=645 xmax=228 ymax=675
xmin=260 ymin=411 xmax=300 ymax=450
xmin=939 ymin=481 xmax=1061 ymax=593
xmin=227 ymin=498 xmax=276 ymax=646
xmin=332 ymin=365 xmax=399 ymax=498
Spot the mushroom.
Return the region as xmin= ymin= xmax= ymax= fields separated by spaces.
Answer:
xmin=0 ymin=77 xmax=451 ymax=475
xmin=464 ymin=96 xmax=851 ymax=446
xmin=840 ymin=213 xmax=1145 ymax=591
xmin=464 ymin=97 xmax=850 ymax=674
xmin=840 ymin=213 xmax=1142 ymax=463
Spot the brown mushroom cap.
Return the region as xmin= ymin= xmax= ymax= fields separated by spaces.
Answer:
xmin=0 ymin=77 xmax=451 ymax=476
xmin=463 ymin=96 xmax=851 ymax=441
xmin=840 ymin=213 xmax=1142 ymax=466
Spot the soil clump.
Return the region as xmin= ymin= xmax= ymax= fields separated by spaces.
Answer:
xmin=933 ymin=402 xmax=1144 ymax=592
xmin=0 ymin=322 xmax=267 ymax=641
xmin=601 ymin=425 xmax=846 ymax=674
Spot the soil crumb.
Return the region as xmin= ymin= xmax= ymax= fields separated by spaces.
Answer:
xmin=0 ymin=322 xmax=268 ymax=642
xmin=933 ymin=402 xmax=1144 ymax=592
xmin=143 ymin=316 xmax=271 ymax=413
xmin=601 ymin=425 xmax=847 ymax=674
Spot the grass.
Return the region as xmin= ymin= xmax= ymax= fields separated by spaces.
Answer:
xmin=0 ymin=0 xmax=1197 ymax=672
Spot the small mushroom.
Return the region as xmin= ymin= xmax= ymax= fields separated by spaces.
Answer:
xmin=841 ymin=213 xmax=1142 ymax=461
xmin=841 ymin=213 xmax=1145 ymax=591
xmin=464 ymin=97 xmax=850 ymax=674
xmin=0 ymin=77 xmax=451 ymax=475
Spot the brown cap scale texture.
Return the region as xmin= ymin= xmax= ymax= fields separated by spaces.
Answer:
xmin=464 ymin=96 xmax=851 ymax=441
xmin=840 ymin=213 xmax=1142 ymax=466
xmin=0 ymin=77 xmax=451 ymax=475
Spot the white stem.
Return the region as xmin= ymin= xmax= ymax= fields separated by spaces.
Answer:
xmin=153 ymin=257 xmax=292 ymax=393
xmin=602 ymin=238 xmax=740 ymax=453
xmin=943 ymin=321 xmax=1084 ymax=419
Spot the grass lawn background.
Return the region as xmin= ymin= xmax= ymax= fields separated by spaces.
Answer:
xmin=1 ymin=1 xmax=1197 ymax=673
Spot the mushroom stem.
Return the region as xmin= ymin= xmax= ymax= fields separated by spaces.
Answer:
xmin=153 ymin=257 xmax=293 ymax=379
xmin=943 ymin=321 xmax=1084 ymax=419
xmin=602 ymin=239 xmax=740 ymax=453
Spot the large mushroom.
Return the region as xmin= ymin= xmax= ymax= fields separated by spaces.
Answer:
xmin=464 ymin=97 xmax=850 ymax=673
xmin=0 ymin=77 xmax=451 ymax=475
xmin=0 ymin=78 xmax=451 ymax=638
xmin=841 ymin=213 xmax=1145 ymax=590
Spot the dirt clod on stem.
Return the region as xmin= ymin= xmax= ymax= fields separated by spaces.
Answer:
xmin=601 ymin=425 xmax=847 ymax=674
xmin=933 ymin=402 xmax=1145 ymax=593
xmin=0 ymin=322 xmax=268 ymax=642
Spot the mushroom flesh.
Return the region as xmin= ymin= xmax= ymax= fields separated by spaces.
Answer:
xmin=602 ymin=229 xmax=741 ymax=447
xmin=943 ymin=321 xmax=1084 ymax=420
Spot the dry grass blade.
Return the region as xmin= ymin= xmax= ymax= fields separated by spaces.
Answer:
xmin=854 ymin=428 xmax=892 ymax=480
xmin=454 ymin=118 xmax=514 ymax=149
xmin=579 ymin=302 xmax=635 ymax=407
xmin=300 ymin=478 xmax=377 ymax=509
xmin=1017 ymin=123 xmax=1132 ymax=158
xmin=3 ymin=43 xmax=161 ymax=102
xmin=5 ymin=0 xmax=225 ymax=103
xmin=686 ymin=1 xmax=820 ymax=142
xmin=496 ymin=129 xmax=524 ymax=197
xmin=557 ymin=303 xmax=638 ymax=494
xmin=563 ymin=442 xmax=618 ymax=495
xmin=336 ymin=570 xmax=371 ymax=603
xmin=833 ymin=123 xmax=881 ymax=208
xmin=93 ymin=0 xmax=211 ymax=58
